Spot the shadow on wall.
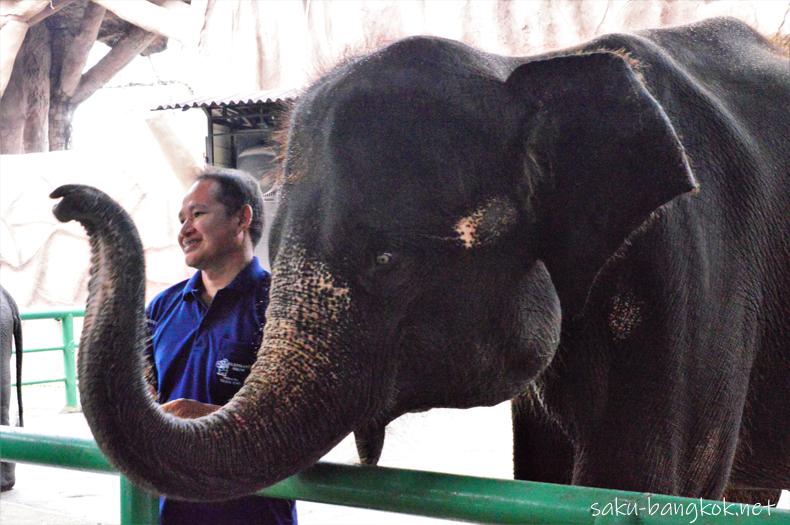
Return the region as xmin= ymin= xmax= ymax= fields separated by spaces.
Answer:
xmin=0 ymin=148 xmax=192 ymax=310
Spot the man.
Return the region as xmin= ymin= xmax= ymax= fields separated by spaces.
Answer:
xmin=145 ymin=167 xmax=296 ymax=524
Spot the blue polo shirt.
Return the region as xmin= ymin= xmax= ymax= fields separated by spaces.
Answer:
xmin=146 ymin=257 xmax=296 ymax=525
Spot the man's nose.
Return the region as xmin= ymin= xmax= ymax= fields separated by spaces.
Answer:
xmin=179 ymin=219 xmax=194 ymax=237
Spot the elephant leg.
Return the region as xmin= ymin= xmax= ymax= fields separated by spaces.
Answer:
xmin=0 ymin=462 xmax=14 ymax=492
xmin=572 ymin=424 xmax=734 ymax=497
xmin=722 ymin=486 xmax=782 ymax=506
xmin=512 ymin=393 xmax=573 ymax=483
xmin=561 ymin=344 xmax=743 ymax=497
xmin=569 ymin=391 xmax=744 ymax=498
xmin=728 ymin=345 xmax=790 ymax=492
xmin=0 ymin=318 xmax=14 ymax=491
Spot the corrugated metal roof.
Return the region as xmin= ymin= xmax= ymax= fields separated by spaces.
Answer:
xmin=154 ymin=88 xmax=298 ymax=111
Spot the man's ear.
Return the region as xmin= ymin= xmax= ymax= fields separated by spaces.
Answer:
xmin=238 ymin=204 xmax=253 ymax=233
xmin=505 ymin=52 xmax=697 ymax=308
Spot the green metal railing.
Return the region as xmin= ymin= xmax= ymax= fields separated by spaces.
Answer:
xmin=1 ymin=428 xmax=787 ymax=524
xmin=13 ymin=309 xmax=84 ymax=409
xmin=4 ymin=311 xmax=789 ymax=522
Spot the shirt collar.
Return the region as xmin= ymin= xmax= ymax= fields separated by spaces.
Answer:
xmin=225 ymin=256 xmax=268 ymax=292
xmin=181 ymin=271 xmax=203 ymax=301
xmin=180 ymin=257 xmax=268 ymax=300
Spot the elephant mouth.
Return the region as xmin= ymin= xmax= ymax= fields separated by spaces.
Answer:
xmin=354 ymin=422 xmax=387 ymax=465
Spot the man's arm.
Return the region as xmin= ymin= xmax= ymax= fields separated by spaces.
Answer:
xmin=160 ymin=398 xmax=221 ymax=418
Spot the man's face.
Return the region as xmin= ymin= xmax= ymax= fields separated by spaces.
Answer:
xmin=178 ymin=180 xmax=243 ymax=270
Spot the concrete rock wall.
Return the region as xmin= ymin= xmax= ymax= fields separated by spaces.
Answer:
xmin=0 ymin=148 xmax=191 ymax=310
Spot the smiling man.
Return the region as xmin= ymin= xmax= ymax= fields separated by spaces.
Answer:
xmin=145 ymin=167 xmax=296 ymax=524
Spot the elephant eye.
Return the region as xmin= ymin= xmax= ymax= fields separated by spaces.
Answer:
xmin=375 ymin=252 xmax=393 ymax=266
xmin=361 ymin=250 xmax=408 ymax=293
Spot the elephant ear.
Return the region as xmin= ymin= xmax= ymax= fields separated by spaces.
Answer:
xmin=505 ymin=52 xmax=698 ymax=310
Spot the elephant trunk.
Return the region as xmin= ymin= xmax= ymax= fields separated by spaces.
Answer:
xmin=51 ymin=185 xmax=374 ymax=500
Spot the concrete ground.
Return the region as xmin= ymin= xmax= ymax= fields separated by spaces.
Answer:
xmin=0 ymin=385 xmax=116 ymax=525
xmin=2 ymin=384 xmax=788 ymax=525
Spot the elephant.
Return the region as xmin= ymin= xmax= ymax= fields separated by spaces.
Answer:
xmin=50 ymin=17 xmax=788 ymax=502
xmin=1 ymin=285 xmax=23 ymax=491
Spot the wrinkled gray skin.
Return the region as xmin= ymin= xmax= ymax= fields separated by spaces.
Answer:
xmin=1 ymin=285 xmax=23 ymax=491
xmin=51 ymin=17 xmax=787 ymax=501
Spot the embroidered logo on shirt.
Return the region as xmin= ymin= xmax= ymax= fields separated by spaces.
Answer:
xmin=215 ymin=358 xmax=252 ymax=386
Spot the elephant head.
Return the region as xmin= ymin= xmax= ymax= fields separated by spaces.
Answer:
xmin=51 ymin=36 xmax=694 ymax=500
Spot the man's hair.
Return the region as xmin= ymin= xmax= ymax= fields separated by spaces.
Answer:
xmin=197 ymin=166 xmax=265 ymax=247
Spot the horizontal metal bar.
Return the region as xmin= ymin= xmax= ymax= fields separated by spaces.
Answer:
xmin=0 ymin=428 xmax=114 ymax=473
xmin=12 ymin=378 xmax=66 ymax=387
xmin=20 ymin=309 xmax=85 ymax=321
xmin=1 ymin=428 xmax=786 ymax=524
xmin=13 ymin=346 xmax=68 ymax=354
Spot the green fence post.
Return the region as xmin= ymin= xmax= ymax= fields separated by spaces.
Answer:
xmin=60 ymin=313 xmax=79 ymax=410
xmin=120 ymin=476 xmax=159 ymax=525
